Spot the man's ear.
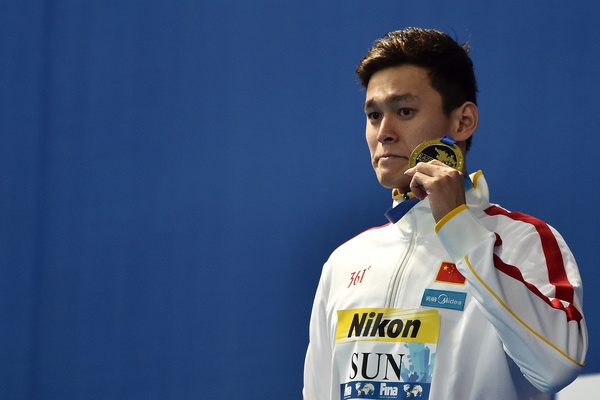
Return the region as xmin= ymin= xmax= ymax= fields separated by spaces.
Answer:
xmin=449 ymin=101 xmax=478 ymax=142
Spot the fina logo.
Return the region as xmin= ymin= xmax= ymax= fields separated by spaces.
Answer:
xmin=344 ymin=382 xmax=424 ymax=398
xmin=344 ymin=383 xmax=375 ymax=397
xmin=356 ymin=382 xmax=374 ymax=396
xmin=404 ymin=384 xmax=423 ymax=397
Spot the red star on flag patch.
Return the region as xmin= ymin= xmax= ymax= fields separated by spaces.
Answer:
xmin=435 ymin=262 xmax=466 ymax=285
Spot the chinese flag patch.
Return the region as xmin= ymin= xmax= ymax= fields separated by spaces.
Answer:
xmin=435 ymin=262 xmax=466 ymax=285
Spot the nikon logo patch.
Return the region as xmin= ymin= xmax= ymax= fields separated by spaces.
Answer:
xmin=347 ymin=311 xmax=420 ymax=339
xmin=336 ymin=308 xmax=439 ymax=344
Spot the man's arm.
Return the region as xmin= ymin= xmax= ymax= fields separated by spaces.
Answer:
xmin=408 ymin=160 xmax=587 ymax=392
xmin=436 ymin=204 xmax=587 ymax=393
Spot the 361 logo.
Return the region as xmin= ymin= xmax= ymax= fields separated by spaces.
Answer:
xmin=348 ymin=266 xmax=371 ymax=288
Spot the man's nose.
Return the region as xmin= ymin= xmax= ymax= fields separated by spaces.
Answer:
xmin=377 ymin=116 xmax=398 ymax=143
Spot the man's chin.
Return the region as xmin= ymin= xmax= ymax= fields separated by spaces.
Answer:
xmin=377 ymin=176 xmax=410 ymax=192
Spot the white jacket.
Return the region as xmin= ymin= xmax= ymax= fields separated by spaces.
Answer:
xmin=303 ymin=171 xmax=587 ymax=400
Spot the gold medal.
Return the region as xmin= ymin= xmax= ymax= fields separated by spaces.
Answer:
xmin=408 ymin=135 xmax=464 ymax=170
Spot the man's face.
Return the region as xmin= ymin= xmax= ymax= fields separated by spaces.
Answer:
xmin=364 ymin=64 xmax=454 ymax=192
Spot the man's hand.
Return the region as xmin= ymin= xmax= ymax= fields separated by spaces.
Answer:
xmin=404 ymin=160 xmax=466 ymax=223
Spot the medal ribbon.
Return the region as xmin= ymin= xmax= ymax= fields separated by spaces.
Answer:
xmin=384 ymin=176 xmax=473 ymax=224
xmin=439 ymin=134 xmax=456 ymax=146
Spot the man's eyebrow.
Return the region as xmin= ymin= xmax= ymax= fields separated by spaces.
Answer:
xmin=364 ymin=93 xmax=418 ymax=110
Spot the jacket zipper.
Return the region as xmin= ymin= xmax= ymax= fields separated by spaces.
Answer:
xmin=386 ymin=211 xmax=418 ymax=307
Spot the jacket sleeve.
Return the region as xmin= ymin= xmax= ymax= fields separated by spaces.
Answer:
xmin=436 ymin=204 xmax=588 ymax=393
xmin=303 ymin=263 xmax=334 ymax=400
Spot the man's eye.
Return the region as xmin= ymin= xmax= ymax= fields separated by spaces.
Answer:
xmin=398 ymin=108 xmax=413 ymax=116
xmin=367 ymin=112 xmax=380 ymax=120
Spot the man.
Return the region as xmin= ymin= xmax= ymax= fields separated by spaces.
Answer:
xmin=303 ymin=28 xmax=587 ymax=400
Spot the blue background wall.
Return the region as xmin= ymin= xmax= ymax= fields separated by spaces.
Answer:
xmin=1 ymin=1 xmax=599 ymax=398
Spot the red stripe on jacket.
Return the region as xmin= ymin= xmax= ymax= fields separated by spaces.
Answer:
xmin=484 ymin=206 xmax=583 ymax=322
